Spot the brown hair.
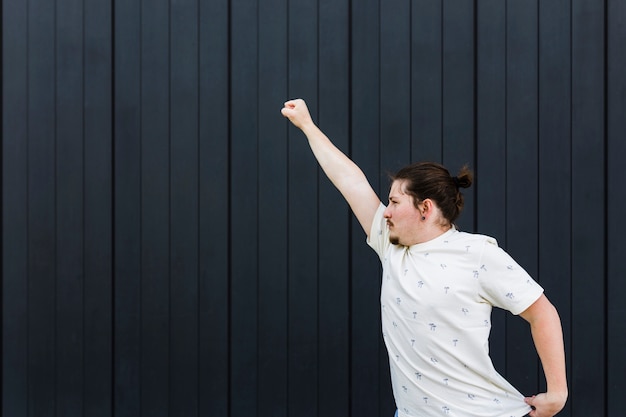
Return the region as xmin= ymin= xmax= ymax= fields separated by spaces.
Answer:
xmin=391 ymin=162 xmax=473 ymax=224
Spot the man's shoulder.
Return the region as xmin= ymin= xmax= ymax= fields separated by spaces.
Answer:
xmin=449 ymin=229 xmax=498 ymax=247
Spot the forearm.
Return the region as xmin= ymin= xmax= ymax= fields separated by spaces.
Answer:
xmin=299 ymin=121 xmax=369 ymax=192
xmin=520 ymin=295 xmax=568 ymax=416
xmin=529 ymin=302 xmax=568 ymax=397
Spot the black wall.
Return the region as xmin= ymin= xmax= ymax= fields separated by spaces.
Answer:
xmin=3 ymin=0 xmax=625 ymax=416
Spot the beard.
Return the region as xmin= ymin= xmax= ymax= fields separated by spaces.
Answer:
xmin=387 ymin=221 xmax=400 ymax=245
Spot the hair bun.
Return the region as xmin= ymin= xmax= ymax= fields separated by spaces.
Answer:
xmin=454 ymin=165 xmax=473 ymax=188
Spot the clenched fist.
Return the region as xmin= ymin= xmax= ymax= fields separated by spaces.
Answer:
xmin=281 ymin=99 xmax=314 ymax=130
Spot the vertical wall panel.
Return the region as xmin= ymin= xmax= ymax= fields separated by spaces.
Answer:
xmin=411 ymin=0 xmax=443 ymax=162
xmin=55 ymin=0 xmax=85 ymax=415
xmin=380 ymin=0 xmax=411 ymax=173
xmin=229 ymin=0 xmax=259 ymax=415
xmin=169 ymin=0 xmax=199 ymax=415
xmin=2 ymin=0 xmax=29 ymax=415
xmin=113 ymin=0 xmax=142 ymax=415
xmin=257 ymin=0 xmax=288 ymax=414
xmin=83 ymin=0 xmax=113 ymax=414
xmin=27 ymin=0 xmax=57 ymax=414
xmin=198 ymin=0 xmax=230 ymax=415
xmin=607 ymin=0 xmax=626 ymax=414
xmin=504 ymin=0 xmax=540 ymax=396
xmin=442 ymin=0 xmax=475 ymax=232
xmin=140 ymin=0 xmax=170 ymax=414
xmin=571 ymin=0 xmax=605 ymax=415
xmin=318 ymin=1 xmax=351 ymax=416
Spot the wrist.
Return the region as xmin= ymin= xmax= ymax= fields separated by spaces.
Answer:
xmin=300 ymin=119 xmax=318 ymax=135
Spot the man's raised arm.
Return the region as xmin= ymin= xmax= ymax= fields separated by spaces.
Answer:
xmin=281 ymin=99 xmax=381 ymax=237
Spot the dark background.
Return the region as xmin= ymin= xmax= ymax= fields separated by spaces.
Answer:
xmin=3 ymin=0 xmax=625 ymax=416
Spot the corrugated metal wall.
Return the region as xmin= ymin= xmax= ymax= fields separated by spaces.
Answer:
xmin=3 ymin=0 xmax=625 ymax=416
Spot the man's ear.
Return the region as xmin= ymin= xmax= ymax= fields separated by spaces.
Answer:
xmin=421 ymin=199 xmax=434 ymax=214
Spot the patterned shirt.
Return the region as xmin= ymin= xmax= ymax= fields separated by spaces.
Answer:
xmin=367 ymin=203 xmax=543 ymax=417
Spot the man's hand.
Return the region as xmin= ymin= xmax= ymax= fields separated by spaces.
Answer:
xmin=525 ymin=391 xmax=568 ymax=417
xmin=281 ymin=99 xmax=314 ymax=130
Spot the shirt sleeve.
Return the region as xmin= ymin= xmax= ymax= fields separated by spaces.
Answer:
xmin=477 ymin=238 xmax=544 ymax=315
xmin=366 ymin=203 xmax=389 ymax=262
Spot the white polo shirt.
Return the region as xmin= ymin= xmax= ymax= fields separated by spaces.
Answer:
xmin=367 ymin=203 xmax=543 ymax=417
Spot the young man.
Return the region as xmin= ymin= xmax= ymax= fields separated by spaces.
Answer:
xmin=281 ymin=99 xmax=567 ymax=417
